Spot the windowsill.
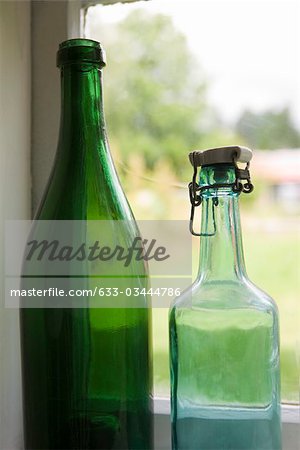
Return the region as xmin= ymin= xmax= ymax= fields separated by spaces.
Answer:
xmin=154 ymin=397 xmax=300 ymax=423
xmin=153 ymin=398 xmax=300 ymax=450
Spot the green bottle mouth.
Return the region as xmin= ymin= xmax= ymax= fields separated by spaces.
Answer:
xmin=57 ymin=38 xmax=106 ymax=68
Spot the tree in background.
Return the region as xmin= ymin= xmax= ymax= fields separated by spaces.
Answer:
xmin=99 ymin=9 xmax=239 ymax=177
xmin=235 ymin=107 xmax=300 ymax=150
xmin=93 ymin=8 xmax=300 ymax=179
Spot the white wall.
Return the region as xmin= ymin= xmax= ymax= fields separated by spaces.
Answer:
xmin=0 ymin=1 xmax=31 ymax=448
xmin=31 ymin=0 xmax=74 ymax=213
xmin=31 ymin=0 xmax=68 ymax=213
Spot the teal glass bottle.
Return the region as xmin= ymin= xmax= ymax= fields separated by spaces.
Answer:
xmin=20 ymin=39 xmax=153 ymax=449
xmin=169 ymin=146 xmax=281 ymax=450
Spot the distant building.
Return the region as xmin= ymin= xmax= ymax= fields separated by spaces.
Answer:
xmin=252 ymin=149 xmax=300 ymax=212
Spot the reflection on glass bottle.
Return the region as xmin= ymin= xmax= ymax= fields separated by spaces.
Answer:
xmin=20 ymin=39 xmax=153 ymax=450
xmin=170 ymin=146 xmax=281 ymax=450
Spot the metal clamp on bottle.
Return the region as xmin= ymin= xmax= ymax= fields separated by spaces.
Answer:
xmin=188 ymin=145 xmax=254 ymax=236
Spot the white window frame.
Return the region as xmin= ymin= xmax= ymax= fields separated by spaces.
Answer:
xmin=0 ymin=2 xmax=31 ymax=449
xmin=30 ymin=1 xmax=299 ymax=448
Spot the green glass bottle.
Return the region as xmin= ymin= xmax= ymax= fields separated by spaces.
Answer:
xmin=20 ymin=39 xmax=153 ymax=449
xmin=169 ymin=146 xmax=281 ymax=450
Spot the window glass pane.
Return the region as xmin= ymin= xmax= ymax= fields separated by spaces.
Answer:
xmin=85 ymin=0 xmax=300 ymax=403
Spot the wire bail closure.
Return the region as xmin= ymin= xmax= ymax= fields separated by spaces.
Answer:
xmin=188 ymin=150 xmax=254 ymax=236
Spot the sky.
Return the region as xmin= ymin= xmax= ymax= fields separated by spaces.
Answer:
xmin=85 ymin=0 xmax=300 ymax=127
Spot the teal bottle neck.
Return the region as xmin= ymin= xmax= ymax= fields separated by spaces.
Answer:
xmin=197 ymin=164 xmax=247 ymax=283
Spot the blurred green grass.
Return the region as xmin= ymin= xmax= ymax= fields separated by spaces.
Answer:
xmin=152 ymin=230 xmax=299 ymax=402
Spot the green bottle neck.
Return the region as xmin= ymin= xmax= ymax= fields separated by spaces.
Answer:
xmin=197 ymin=165 xmax=247 ymax=283
xmin=58 ymin=63 xmax=106 ymax=153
